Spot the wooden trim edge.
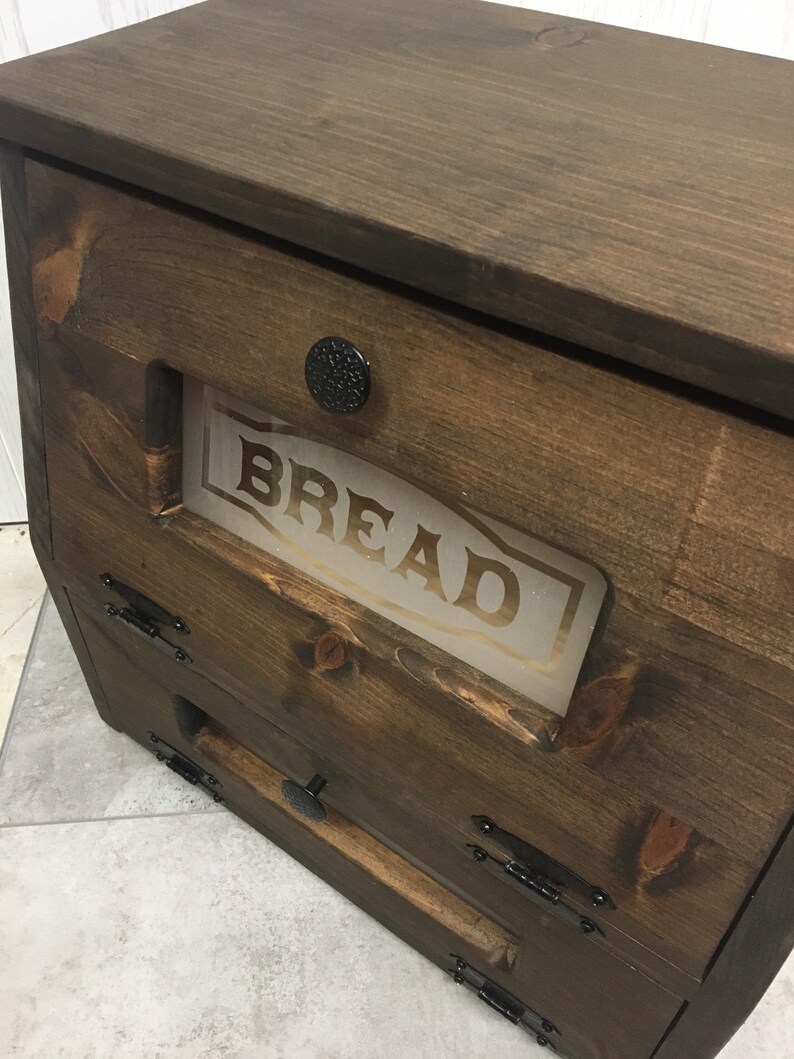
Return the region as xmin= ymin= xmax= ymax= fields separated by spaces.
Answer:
xmin=653 ymin=815 xmax=794 ymax=1059
xmin=0 ymin=141 xmax=51 ymax=554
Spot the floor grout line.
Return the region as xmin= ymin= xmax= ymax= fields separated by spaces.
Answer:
xmin=0 ymin=590 xmax=49 ymax=773
xmin=0 ymin=805 xmax=226 ymax=831
xmin=0 ymin=593 xmax=41 ymax=640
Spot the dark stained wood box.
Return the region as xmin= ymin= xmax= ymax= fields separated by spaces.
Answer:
xmin=1 ymin=1 xmax=792 ymax=1056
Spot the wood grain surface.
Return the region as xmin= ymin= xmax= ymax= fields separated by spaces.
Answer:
xmin=29 ymin=161 xmax=794 ymax=671
xmin=63 ymin=579 xmax=700 ymax=997
xmin=66 ymin=589 xmax=686 ymax=1059
xmin=0 ymin=0 xmax=792 ymax=416
xmin=655 ymin=817 xmax=794 ymax=1059
xmin=0 ymin=0 xmax=792 ymax=520
xmin=23 ymin=159 xmax=793 ymax=992
xmin=4 ymin=9 xmax=793 ymax=1053
xmin=0 ymin=0 xmax=205 ymax=520
xmin=47 ymin=457 xmax=742 ymax=978
xmin=0 ymin=145 xmax=48 ymax=547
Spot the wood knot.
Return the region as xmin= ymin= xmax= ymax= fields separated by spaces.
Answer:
xmin=314 ymin=630 xmax=349 ymax=671
xmin=638 ymin=809 xmax=697 ymax=885
xmin=557 ymin=660 xmax=639 ymax=749
xmin=32 ymin=210 xmax=99 ymax=324
xmin=534 ymin=25 xmax=589 ymax=49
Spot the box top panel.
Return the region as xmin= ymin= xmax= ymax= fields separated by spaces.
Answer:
xmin=0 ymin=0 xmax=791 ymax=418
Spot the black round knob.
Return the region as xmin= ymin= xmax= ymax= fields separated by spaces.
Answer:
xmin=305 ymin=336 xmax=370 ymax=414
xmin=281 ymin=774 xmax=328 ymax=822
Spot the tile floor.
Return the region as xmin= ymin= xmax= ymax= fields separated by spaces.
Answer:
xmin=0 ymin=522 xmax=46 ymax=739
xmin=0 ymin=587 xmax=791 ymax=1057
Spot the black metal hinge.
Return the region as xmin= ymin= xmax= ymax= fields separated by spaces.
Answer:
xmin=467 ymin=845 xmax=603 ymax=936
xmin=148 ymin=732 xmax=224 ymax=804
xmin=447 ymin=956 xmax=559 ymax=1048
xmin=472 ymin=817 xmax=615 ymax=911
xmin=469 ymin=816 xmax=615 ymax=936
xmin=99 ymin=572 xmax=192 ymax=664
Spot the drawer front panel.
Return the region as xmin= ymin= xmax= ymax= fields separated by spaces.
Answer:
xmin=47 ymin=450 xmax=754 ymax=981
xmin=27 ymin=158 xmax=794 ymax=670
xmin=28 ymin=160 xmax=794 ymax=983
xmin=66 ymin=589 xmax=684 ymax=1059
xmin=60 ymin=561 xmax=697 ymax=999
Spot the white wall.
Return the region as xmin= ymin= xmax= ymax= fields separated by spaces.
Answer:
xmin=488 ymin=0 xmax=794 ymax=58
xmin=0 ymin=0 xmax=791 ymax=521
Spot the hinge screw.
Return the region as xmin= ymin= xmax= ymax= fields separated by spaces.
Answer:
xmin=174 ymin=649 xmax=188 ymax=663
xmin=149 ymin=733 xmax=159 ymax=744
xmin=100 ymin=573 xmax=114 ymax=588
xmin=591 ymin=889 xmax=609 ymax=908
xmin=471 ymin=847 xmax=488 ymax=863
xmin=541 ymin=1020 xmax=555 ymax=1034
xmin=580 ymin=919 xmax=597 ymax=934
xmin=172 ymin=617 xmax=190 ymax=635
xmin=455 ymin=958 xmax=467 ymax=973
xmin=104 ymin=604 xmax=118 ymax=618
xmin=453 ymin=973 xmax=464 ymax=984
xmin=477 ymin=818 xmax=495 ymax=835
xmin=537 ymin=1035 xmax=549 ymax=1048
xmin=155 ymin=752 xmax=165 ymax=762
xmin=206 ymin=775 xmax=218 ymax=786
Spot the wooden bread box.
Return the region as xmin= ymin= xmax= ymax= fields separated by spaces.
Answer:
xmin=1 ymin=1 xmax=792 ymax=1055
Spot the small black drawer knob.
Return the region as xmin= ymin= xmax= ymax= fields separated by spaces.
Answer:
xmin=305 ymin=336 xmax=370 ymax=414
xmin=281 ymin=774 xmax=328 ymax=822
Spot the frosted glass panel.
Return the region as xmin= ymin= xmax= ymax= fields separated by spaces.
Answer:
xmin=182 ymin=380 xmax=606 ymax=717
